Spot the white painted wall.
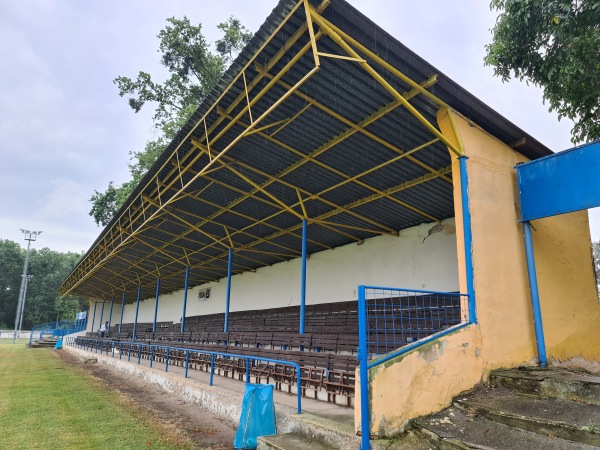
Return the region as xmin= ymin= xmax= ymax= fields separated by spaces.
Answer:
xmin=113 ymin=219 xmax=459 ymax=325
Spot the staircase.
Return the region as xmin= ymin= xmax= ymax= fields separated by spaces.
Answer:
xmin=412 ymin=367 xmax=600 ymax=449
xmin=259 ymin=367 xmax=600 ymax=449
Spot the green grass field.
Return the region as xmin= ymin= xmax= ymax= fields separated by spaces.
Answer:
xmin=0 ymin=340 xmax=194 ymax=449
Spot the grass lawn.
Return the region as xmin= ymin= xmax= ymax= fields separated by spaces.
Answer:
xmin=0 ymin=339 xmax=195 ymax=449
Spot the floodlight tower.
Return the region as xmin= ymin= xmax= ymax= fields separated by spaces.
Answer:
xmin=13 ymin=230 xmax=42 ymax=343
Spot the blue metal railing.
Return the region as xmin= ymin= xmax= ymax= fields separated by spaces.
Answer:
xmin=357 ymin=286 xmax=473 ymax=450
xmin=29 ymin=319 xmax=87 ymax=346
xmin=64 ymin=336 xmax=302 ymax=414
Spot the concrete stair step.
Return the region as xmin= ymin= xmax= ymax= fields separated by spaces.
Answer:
xmin=454 ymin=386 xmax=600 ymax=446
xmin=491 ymin=367 xmax=600 ymax=405
xmin=257 ymin=432 xmax=336 ymax=450
xmin=413 ymin=405 xmax=598 ymax=450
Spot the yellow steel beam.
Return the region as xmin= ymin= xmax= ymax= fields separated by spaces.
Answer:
xmin=308 ymin=6 xmax=464 ymax=157
xmin=256 ymin=67 xmax=453 ymax=185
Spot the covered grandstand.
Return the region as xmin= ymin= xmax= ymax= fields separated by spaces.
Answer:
xmin=59 ymin=0 xmax=600 ymax=445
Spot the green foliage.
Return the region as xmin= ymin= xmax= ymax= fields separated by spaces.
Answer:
xmin=0 ymin=239 xmax=87 ymax=329
xmin=485 ymin=0 xmax=600 ymax=144
xmin=89 ymin=16 xmax=252 ymax=227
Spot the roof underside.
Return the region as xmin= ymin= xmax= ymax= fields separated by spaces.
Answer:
xmin=60 ymin=0 xmax=551 ymax=303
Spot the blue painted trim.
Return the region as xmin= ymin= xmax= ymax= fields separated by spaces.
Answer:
xmin=224 ymin=248 xmax=233 ymax=333
xmin=119 ymin=291 xmax=126 ymax=333
xmin=459 ymin=156 xmax=477 ymax=324
xmin=358 ymin=285 xmax=370 ymax=450
xmin=367 ymin=322 xmax=472 ymax=370
xmin=91 ymin=302 xmax=97 ymax=332
xmin=153 ymin=277 xmax=161 ymax=333
xmin=132 ymin=286 xmax=142 ymax=340
xmin=108 ymin=296 xmax=115 ymax=330
xmin=181 ymin=266 xmax=190 ymax=333
xmin=523 ymin=221 xmax=547 ymax=367
xmin=300 ymin=219 xmax=307 ymax=334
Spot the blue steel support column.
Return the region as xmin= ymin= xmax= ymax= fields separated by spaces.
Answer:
xmin=153 ymin=278 xmax=161 ymax=333
xmin=358 ymin=285 xmax=370 ymax=450
xmin=91 ymin=302 xmax=97 ymax=333
xmin=181 ymin=266 xmax=190 ymax=333
xmin=119 ymin=292 xmax=126 ymax=333
xmin=523 ymin=221 xmax=547 ymax=367
xmin=224 ymin=248 xmax=233 ymax=333
xmin=108 ymin=296 xmax=115 ymax=330
xmin=459 ymin=156 xmax=477 ymax=323
xmin=99 ymin=301 xmax=105 ymax=327
xmin=132 ymin=286 xmax=142 ymax=340
xmin=300 ymin=219 xmax=307 ymax=334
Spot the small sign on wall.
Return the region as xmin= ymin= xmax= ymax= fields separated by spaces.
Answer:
xmin=198 ymin=288 xmax=211 ymax=301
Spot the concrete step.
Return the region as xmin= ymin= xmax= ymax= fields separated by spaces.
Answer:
xmin=491 ymin=367 xmax=600 ymax=405
xmin=257 ymin=432 xmax=336 ymax=450
xmin=454 ymin=385 xmax=600 ymax=446
xmin=413 ymin=405 xmax=598 ymax=450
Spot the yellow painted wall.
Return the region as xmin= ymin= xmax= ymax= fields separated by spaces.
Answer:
xmin=360 ymin=109 xmax=600 ymax=436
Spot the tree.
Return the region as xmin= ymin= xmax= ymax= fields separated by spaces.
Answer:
xmin=89 ymin=16 xmax=253 ymax=226
xmin=485 ymin=0 xmax=600 ymax=144
xmin=0 ymin=240 xmax=88 ymax=329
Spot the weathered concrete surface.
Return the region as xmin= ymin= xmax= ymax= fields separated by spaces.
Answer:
xmin=414 ymin=405 xmax=598 ymax=450
xmin=455 ymin=385 xmax=600 ymax=446
xmin=258 ymin=433 xmax=336 ymax=450
xmin=491 ymin=367 xmax=600 ymax=405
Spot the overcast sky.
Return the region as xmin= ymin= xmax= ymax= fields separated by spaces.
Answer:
xmin=1 ymin=0 xmax=598 ymax=254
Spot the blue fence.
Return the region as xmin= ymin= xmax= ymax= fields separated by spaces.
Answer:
xmin=65 ymin=336 xmax=302 ymax=414
xmin=357 ymin=286 xmax=472 ymax=450
xmin=29 ymin=319 xmax=87 ymax=346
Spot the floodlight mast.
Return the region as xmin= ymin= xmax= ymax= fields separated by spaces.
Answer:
xmin=13 ymin=230 xmax=42 ymax=343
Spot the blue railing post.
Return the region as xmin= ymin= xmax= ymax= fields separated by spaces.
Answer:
xmin=224 ymin=248 xmax=233 ymax=333
xmin=132 ymin=286 xmax=142 ymax=340
xmin=357 ymin=285 xmax=370 ymax=450
xmin=108 ymin=296 xmax=115 ymax=330
xmin=459 ymin=156 xmax=476 ymax=324
xmin=119 ymin=292 xmax=126 ymax=333
xmin=210 ymin=354 xmax=216 ymax=386
xmin=91 ymin=302 xmax=97 ymax=334
xmin=181 ymin=266 xmax=190 ymax=333
xmin=523 ymin=221 xmax=547 ymax=367
xmin=185 ymin=351 xmax=190 ymax=378
xmin=153 ymin=277 xmax=161 ymax=333
xmin=300 ymin=219 xmax=308 ymax=334
xmin=150 ymin=346 xmax=155 ymax=368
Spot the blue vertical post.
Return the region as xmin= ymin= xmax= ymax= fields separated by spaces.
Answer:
xmin=181 ymin=266 xmax=190 ymax=333
xmin=224 ymin=248 xmax=233 ymax=333
xmin=119 ymin=291 xmax=126 ymax=333
xmin=153 ymin=277 xmax=161 ymax=333
xmin=132 ymin=286 xmax=141 ymax=340
xmin=523 ymin=221 xmax=547 ymax=367
xmin=300 ymin=219 xmax=308 ymax=334
xmin=108 ymin=296 xmax=115 ymax=330
xmin=358 ymin=285 xmax=370 ymax=450
xmin=99 ymin=301 xmax=105 ymax=327
xmin=459 ymin=156 xmax=476 ymax=323
xmin=91 ymin=302 xmax=97 ymax=333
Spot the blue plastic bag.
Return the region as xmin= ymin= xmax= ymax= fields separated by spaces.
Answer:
xmin=233 ymin=384 xmax=276 ymax=449
xmin=54 ymin=338 xmax=63 ymax=350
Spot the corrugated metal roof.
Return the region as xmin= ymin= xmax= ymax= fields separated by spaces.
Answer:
xmin=59 ymin=0 xmax=552 ymax=302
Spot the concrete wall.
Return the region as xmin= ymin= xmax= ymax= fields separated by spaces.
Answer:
xmin=113 ymin=219 xmax=459 ymax=325
xmin=361 ymin=109 xmax=600 ymax=436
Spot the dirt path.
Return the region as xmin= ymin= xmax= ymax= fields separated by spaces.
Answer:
xmin=54 ymin=349 xmax=237 ymax=449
